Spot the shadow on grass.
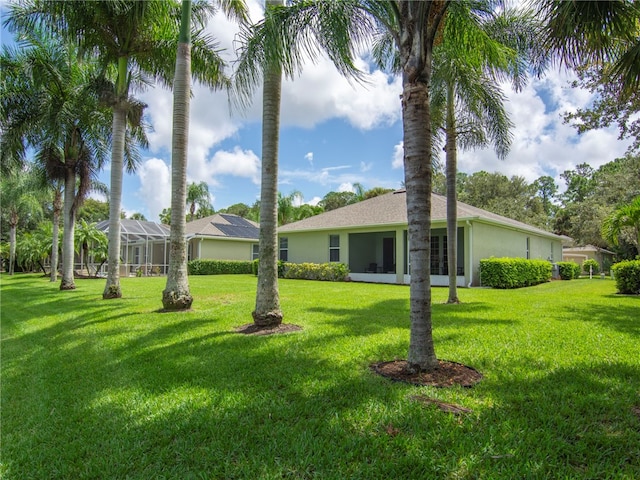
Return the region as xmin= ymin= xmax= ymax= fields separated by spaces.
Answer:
xmin=561 ymin=299 xmax=640 ymax=337
xmin=3 ymin=276 xmax=639 ymax=479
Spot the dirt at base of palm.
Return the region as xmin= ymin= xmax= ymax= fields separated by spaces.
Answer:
xmin=372 ymin=360 xmax=483 ymax=388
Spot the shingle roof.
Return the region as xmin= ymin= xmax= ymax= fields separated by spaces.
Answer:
xmin=278 ymin=189 xmax=559 ymax=238
xmin=185 ymin=213 xmax=259 ymax=240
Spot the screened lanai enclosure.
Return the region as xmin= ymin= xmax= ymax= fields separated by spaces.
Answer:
xmin=96 ymin=220 xmax=170 ymax=276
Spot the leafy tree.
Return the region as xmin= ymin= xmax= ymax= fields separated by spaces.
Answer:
xmin=532 ymin=175 xmax=558 ymax=219
xmin=318 ymin=191 xmax=358 ymax=211
xmin=219 ymin=203 xmax=250 ymax=218
xmin=559 ymin=163 xmax=595 ymax=205
xmin=77 ymin=199 xmax=110 ymax=223
xmin=564 ymin=66 xmax=640 ymax=155
xmin=364 ymin=187 xmax=394 ymax=199
xmin=129 ymin=213 xmax=147 ymax=221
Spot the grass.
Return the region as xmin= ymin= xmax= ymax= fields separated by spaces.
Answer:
xmin=1 ymin=274 xmax=639 ymax=479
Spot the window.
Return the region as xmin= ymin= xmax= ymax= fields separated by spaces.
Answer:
xmin=526 ymin=237 xmax=531 ymax=259
xmin=430 ymin=236 xmax=440 ymax=274
xmin=329 ymin=235 xmax=340 ymax=262
xmin=252 ymin=244 xmax=259 ymax=260
xmin=550 ymin=242 xmax=554 ymax=262
xmin=279 ymin=237 xmax=288 ymax=261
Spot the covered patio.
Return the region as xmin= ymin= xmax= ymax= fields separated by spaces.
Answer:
xmin=96 ymin=220 xmax=171 ymax=276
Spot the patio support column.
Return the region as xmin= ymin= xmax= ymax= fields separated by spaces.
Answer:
xmin=395 ymin=228 xmax=404 ymax=284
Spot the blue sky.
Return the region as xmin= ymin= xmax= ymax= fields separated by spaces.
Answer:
xmin=2 ymin=0 xmax=634 ymax=222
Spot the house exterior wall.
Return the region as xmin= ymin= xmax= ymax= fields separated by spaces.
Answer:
xmin=194 ymin=238 xmax=257 ymax=261
xmin=282 ymin=231 xmax=341 ymax=264
xmin=471 ymin=221 xmax=562 ymax=286
xmin=279 ymin=221 xmax=561 ymax=287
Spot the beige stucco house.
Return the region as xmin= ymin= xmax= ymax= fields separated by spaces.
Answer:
xmin=278 ymin=189 xmax=564 ymax=286
xmin=185 ymin=213 xmax=259 ymax=262
xmin=562 ymin=244 xmax=616 ymax=272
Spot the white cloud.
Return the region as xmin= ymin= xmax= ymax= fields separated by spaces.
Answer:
xmin=360 ymin=161 xmax=372 ymax=172
xmin=305 ymin=152 xmax=314 ymax=166
xmin=280 ymin=56 xmax=402 ymax=130
xmin=458 ymin=69 xmax=632 ymax=187
xmin=338 ymin=182 xmax=354 ymax=193
xmin=136 ymin=158 xmax=171 ymax=223
xmin=208 ymin=147 xmax=261 ymax=184
xmin=392 ymin=141 xmax=404 ymax=169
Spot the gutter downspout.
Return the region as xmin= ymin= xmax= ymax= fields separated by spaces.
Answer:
xmin=466 ymin=220 xmax=473 ymax=287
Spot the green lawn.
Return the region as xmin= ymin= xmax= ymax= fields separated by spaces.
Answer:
xmin=1 ymin=274 xmax=638 ymax=479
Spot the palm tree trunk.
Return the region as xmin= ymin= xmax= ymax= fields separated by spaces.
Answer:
xmin=402 ymin=80 xmax=439 ymax=373
xmin=252 ymin=0 xmax=284 ymax=328
xmin=103 ymin=105 xmax=126 ymax=299
xmin=50 ymin=188 xmax=62 ymax=282
xmin=60 ymin=168 xmax=76 ymax=290
xmin=445 ymin=83 xmax=460 ymax=304
xmin=163 ymin=0 xmax=193 ymax=311
xmin=8 ymin=219 xmax=17 ymax=276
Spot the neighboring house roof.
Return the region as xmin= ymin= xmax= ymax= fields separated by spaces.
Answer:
xmin=279 ymin=189 xmax=560 ymax=238
xmin=563 ymin=245 xmax=616 ymax=255
xmin=96 ymin=219 xmax=170 ymax=241
xmin=185 ymin=213 xmax=259 ymax=240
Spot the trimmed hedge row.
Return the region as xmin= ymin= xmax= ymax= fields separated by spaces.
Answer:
xmin=556 ymin=261 xmax=581 ymax=280
xmin=283 ymin=262 xmax=350 ymax=282
xmin=188 ymin=259 xmax=254 ymax=275
xmin=252 ymin=259 xmax=350 ymax=282
xmin=480 ymin=257 xmax=551 ymax=289
xmin=612 ymin=260 xmax=640 ymax=294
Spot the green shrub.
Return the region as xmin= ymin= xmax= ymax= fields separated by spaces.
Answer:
xmin=188 ymin=259 xmax=254 ymax=275
xmin=283 ymin=262 xmax=350 ymax=282
xmin=582 ymin=259 xmax=600 ymax=275
xmin=480 ymin=257 xmax=551 ymax=289
xmin=556 ymin=261 xmax=581 ymax=280
xmin=611 ymin=260 xmax=640 ymax=294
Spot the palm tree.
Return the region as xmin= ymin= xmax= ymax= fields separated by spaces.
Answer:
xmin=6 ymin=0 xmax=244 ymax=299
xmin=75 ymin=219 xmax=108 ymax=276
xmin=431 ymin=5 xmax=539 ymax=304
xmin=186 ymin=181 xmax=213 ymax=222
xmin=0 ymin=28 xmax=112 ymax=290
xmin=538 ymin=0 xmax=640 ymax=99
xmin=602 ymin=196 xmax=640 ymax=251
xmin=252 ymin=0 xmax=286 ymax=327
xmin=163 ymin=0 xmax=195 ymax=311
xmin=0 ymin=169 xmax=43 ymax=275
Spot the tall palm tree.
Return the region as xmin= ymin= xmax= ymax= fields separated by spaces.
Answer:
xmin=163 ymin=0 xmax=195 ymax=311
xmin=186 ymin=181 xmax=213 ymax=222
xmin=6 ymin=0 xmax=244 ymax=299
xmin=252 ymin=0 xmax=285 ymax=327
xmin=0 ymin=31 xmax=111 ymax=288
xmin=431 ymin=5 xmax=539 ymax=304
